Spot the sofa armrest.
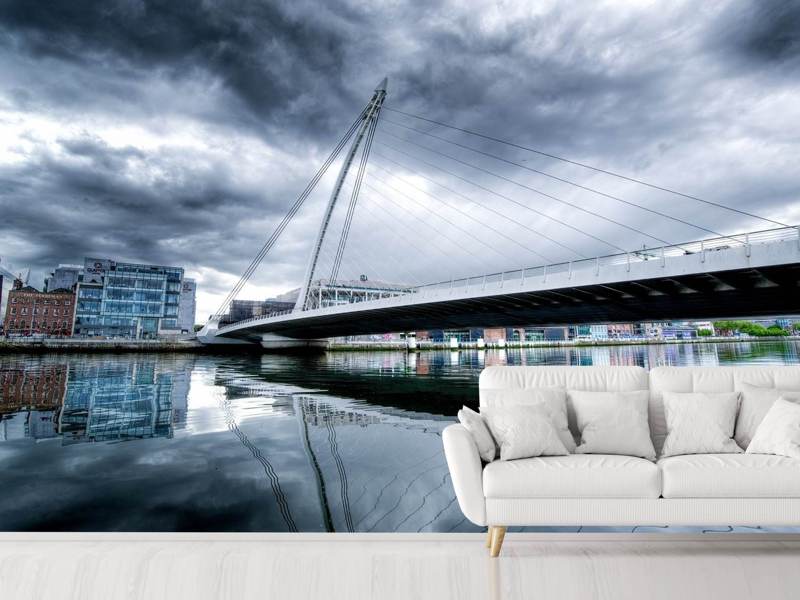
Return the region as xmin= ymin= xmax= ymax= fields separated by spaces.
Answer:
xmin=442 ymin=423 xmax=486 ymax=526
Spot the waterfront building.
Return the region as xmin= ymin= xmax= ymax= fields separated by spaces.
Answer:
xmin=228 ymin=297 xmax=295 ymax=323
xmin=302 ymin=278 xmax=412 ymax=310
xmin=607 ymin=323 xmax=636 ymax=338
xmin=178 ymin=278 xmax=197 ymax=332
xmin=2 ymin=279 xmax=76 ymax=337
xmin=590 ymin=324 xmax=610 ymax=339
xmin=44 ymin=264 xmax=83 ymax=292
xmin=73 ymin=257 xmax=185 ymax=339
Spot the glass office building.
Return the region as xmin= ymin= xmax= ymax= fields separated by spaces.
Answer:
xmin=73 ymin=258 xmax=184 ymax=338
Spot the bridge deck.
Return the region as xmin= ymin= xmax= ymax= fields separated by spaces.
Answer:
xmin=214 ymin=228 xmax=800 ymax=341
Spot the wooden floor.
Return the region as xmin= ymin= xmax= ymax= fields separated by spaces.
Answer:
xmin=1 ymin=533 xmax=799 ymax=600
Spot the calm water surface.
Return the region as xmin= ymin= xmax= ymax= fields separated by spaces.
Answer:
xmin=1 ymin=341 xmax=799 ymax=532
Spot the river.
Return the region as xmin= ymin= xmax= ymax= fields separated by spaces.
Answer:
xmin=0 ymin=341 xmax=799 ymax=532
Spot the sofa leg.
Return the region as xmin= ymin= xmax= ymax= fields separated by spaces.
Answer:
xmin=489 ymin=526 xmax=506 ymax=557
xmin=486 ymin=528 xmax=493 ymax=548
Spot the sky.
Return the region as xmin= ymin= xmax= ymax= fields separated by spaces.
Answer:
xmin=1 ymin=0 xmax=799 ymax=322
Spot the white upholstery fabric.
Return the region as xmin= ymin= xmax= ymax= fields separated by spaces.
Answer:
xmin=480 ymin=366 xmax=648 ymax=441
xmin=485 ymin=497 xmax=800 ymax=526
xmin=659 ymin=453 xmax=800 ymax=498
xmin=481 ymin=405 xmax=568 ymax=460
xmin=457 ymin=406 xmax=496 ymax=462
xmin=483 ymin=454 xmax=660 ymax=499
xmin=569 ymin=390 xmax=656 ymax=459
xmin=747 ymin=398 xmax=800 ymax=460
xmin=660 ymin=392 xmax=742 ymax=457
xmin=736 ymin=384 xmax=800 ymax=449
xmin=649 ymin=366 xmax=800 ymax=454
xmin=442 ymin=424 xmax=486 ymax=525
xmin=479 ymin=388 xmax=575 ymax=451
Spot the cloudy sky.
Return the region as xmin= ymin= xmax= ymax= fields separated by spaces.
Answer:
xmin=1 ymin=0 xmax=799 ymax=321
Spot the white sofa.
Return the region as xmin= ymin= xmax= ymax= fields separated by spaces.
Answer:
xmin=442 ymin=366 xmax=800 ymax=556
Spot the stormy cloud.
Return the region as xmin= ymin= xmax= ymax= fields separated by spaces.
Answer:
xmin=1 ymin=0 xmax=799 ymax=320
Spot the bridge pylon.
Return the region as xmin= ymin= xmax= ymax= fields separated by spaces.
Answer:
xmin=295 ymin=77 xmax=388 ymax=312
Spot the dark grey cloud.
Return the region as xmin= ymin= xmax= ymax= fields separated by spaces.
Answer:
xmin=0 ymin=0 xmax=799 ymax=318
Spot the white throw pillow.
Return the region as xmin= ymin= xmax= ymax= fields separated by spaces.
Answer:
xmin=735 ymin=383 xmax=800 ymax=449
xmin=480 ymin=388 xmax=575 ymax=452
xmin=457 ymin=405 xmax=496 ymax=462
xmin=660 ymin=392 xmax=743 ymax=458
xmin=746 ymin=397 xmax=800 ymax=459
xmin=480 ymin=405 xmax=569 ymax=461
xmin=567 ymin=390 xmax=656 ymax=459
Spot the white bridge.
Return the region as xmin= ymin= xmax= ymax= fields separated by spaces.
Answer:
xmin=198 ymin=79 xmax=800 ymax=349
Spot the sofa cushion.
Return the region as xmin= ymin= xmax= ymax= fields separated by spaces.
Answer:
xmin=569 ymin=390 xmax=656 ymax=459
xmin=659 ymin=392 xmax=742 ymax=458
xmin=479 ymin=388 xmax=575 ymax=452
xmin=659 ymin=453 xmax=800 ymax=498
xmin=483 ymin=454 xmax=661 ymax=499
xmin=649 ymin=366 xmax=800 ymax=455
xmin=736 ymin=384 xmax=800 ymax=449
xmin=746 ymin=397 xmax=800 ymax=460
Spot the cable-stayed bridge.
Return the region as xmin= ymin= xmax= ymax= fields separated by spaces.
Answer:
xmin=198 ymin=79 xmax=800 ymax=349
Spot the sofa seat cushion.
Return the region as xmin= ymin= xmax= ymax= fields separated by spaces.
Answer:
xmin=659 ymin=453 xmax=800 ymax=498
xmin=483 ymin=454 xmax=661 ymax=499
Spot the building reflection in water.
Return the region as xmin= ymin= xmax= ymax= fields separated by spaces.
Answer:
xmin=0 ymin=357 xmax=189 ymax=443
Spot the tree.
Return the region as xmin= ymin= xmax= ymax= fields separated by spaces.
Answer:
xmin=697 ymin=329 xmax=713 ymax=337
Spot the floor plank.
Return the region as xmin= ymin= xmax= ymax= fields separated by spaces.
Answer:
xmin=1 ymin=533 xmax=798 ymax=600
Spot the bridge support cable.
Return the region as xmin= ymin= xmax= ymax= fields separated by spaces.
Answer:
xmin=296 ymin=78 xmax=388 ymax=311
xmin=380 ymin=118 xmax=736 ymax=245
xmin=362 ymin=183 xmax=499 ymax=275
xmin=372 ymin=141 xmax=633 ymax=254
xmin=367 ymin=168 xmax=558 ymax=264
xmin=370 ymin=160 xmax=590 ymax=259
xmin=360 ymin=188 xmax=493 ymax=280
xmin=210 ymin=107 xmax=368 ymax=322
xmin=364 ymin=172 xmax=525 ymax=267
xmin=383 ymin=106 xmax=790 ymax=229
xmin=329 ymin=109 xmax=381 ymax=283
xmin=377 ymin=127 xmax=704 ymax=250
xmin=355 ymin=201 xmax=436 ymax=287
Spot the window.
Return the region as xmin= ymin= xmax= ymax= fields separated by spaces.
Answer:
xmin=10 ymin=308 xmax=15 ymax=315
xmin=53 ymin=308 xmax=59 ymax=316
xmin=62 ymin=321 xmax=68 ymax=329
xmin=11 ymin=298 xmax=16 ymax=304
xmin=64 ymin=300 xmax=71 ymax=306
xmin=21 ymin=308 xmax=28 ymax=315
xmin=34 ymin=307 xmax=39 ymax=315
xmin=43 ymin=308 xmax=49 ymax=315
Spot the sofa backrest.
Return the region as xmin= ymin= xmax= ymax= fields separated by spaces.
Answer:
xmin=479 ymin=366 xmax=649 ymax=442
xmin=649 ymin=366 xmax=800 ymax=454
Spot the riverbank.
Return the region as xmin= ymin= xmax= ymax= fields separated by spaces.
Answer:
xmin=1 ymin=335 xmax=797 ymax=354
xmin=0 ymin=338 xmax=205 ymax=353
xmin=327 ymin=335 xmax=800 ymax=351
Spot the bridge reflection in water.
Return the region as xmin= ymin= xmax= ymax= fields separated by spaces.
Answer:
xmin=1 ymin=343 xmax=799 ymax=531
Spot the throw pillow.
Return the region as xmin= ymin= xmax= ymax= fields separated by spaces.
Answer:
xmin=660 ymin=392 xmax=743 ymax=458
xmin=735 ymin=383 xmax=800 ymax=449
xmin=480 ymin=405 xmax=569 ymax=461
xmin=746 ymin=397 xmax=800 ymax=459
xmin=457 ymin=405 xmax=497 ymax=462
xmin=567 ymin=390 xmax=656 ymax=459
xmin=480 ymin=388 xmax=575 ymax=452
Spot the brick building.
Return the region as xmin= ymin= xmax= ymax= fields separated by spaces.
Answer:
xmin=3 ymin=280 xmax=75 ymax=336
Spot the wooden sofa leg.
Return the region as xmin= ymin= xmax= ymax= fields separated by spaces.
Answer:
xmin=489 ymin=526 xmax=506 ymax=557
xmin=486 ymin=527 xmax=493 ymax=548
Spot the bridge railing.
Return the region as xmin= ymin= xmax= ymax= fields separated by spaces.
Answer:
xmin=408 ymin=226 xmax=800 ymax=297
xmin=217 ymin=225 xmax=799 ymax=331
